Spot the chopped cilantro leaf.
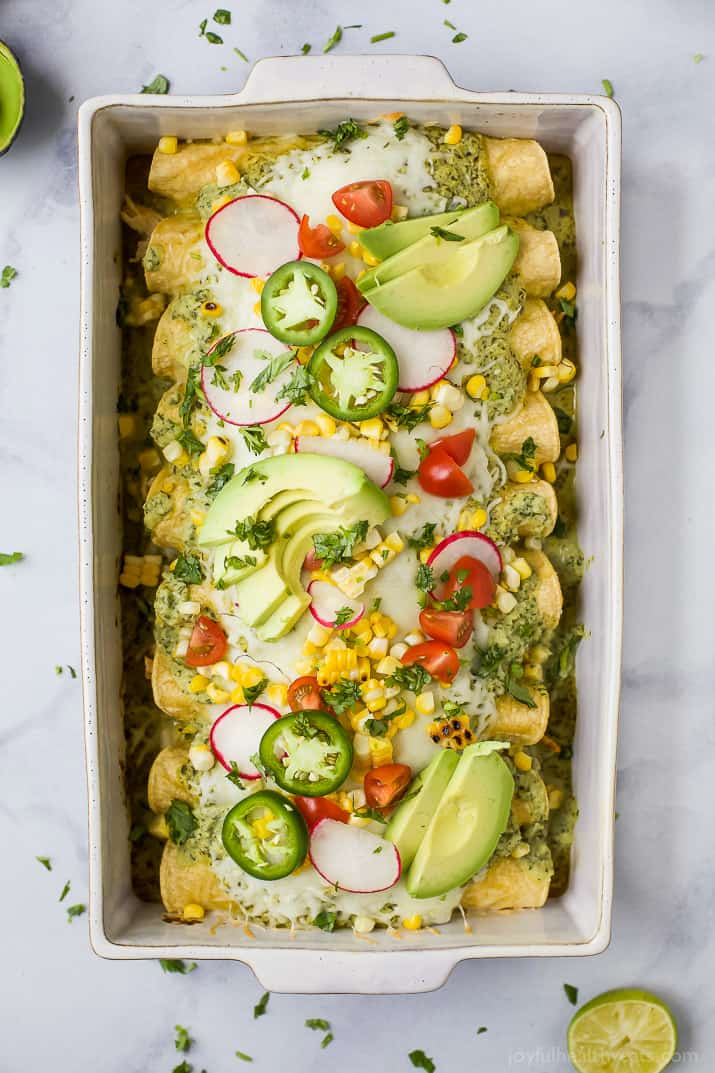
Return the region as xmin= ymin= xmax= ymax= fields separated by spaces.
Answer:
xmin=235 ymin=1052 xmax=253 ymax=1062
xmin=166 ymin=800 xmax=198 ymax=845
xmin=36 ymin=856 xmax=52 ymax=871
xmin=333 ymin=605 xmax=355 ymax=628
xmin=226 ymin=515 xmax=274 ymax=549
xmin=415 ymin=563 xmax=435 ymax=592
xmin=452 ymin=31 xmax=468 ymax=43
xmin=430 ymin=226 xmax=464 ymax=242
xmin=694 ymin=53 xmax=704 ymax=63
xmin=408 ymin=522 xmax=437 ymax=550
xmin=564 ymin=982 xmax=579 ymax=1005
xmin=141 ymin=74 xmax=169 ymax=94
xmin=59 ymin=880 xmax=71 ymax=902
xmin=321 ymin=1033 xmax=334 ymax=1049
xmin=326 ymin=678 xmax=362 ymax=715
xmin=205 ymin=31 xmax=223 ymax=44
xmin=1 ymin=265 xmax=17 ymax=288
xmin=250 ymin=349 xmax=294 ymax=394
xmin=601 ymin=78 xmax=614 ymax=97
xmin=275 ymin=364 xmax=312 ymax=405
xmin=233 ymin=47 xmax=249 ymax=62
xmin=393 ymin=115 xmax=409 ymax=140
xmin=477 ymin=1026 xmax=487 ymax=1034
xmin=319 ymin=118 xmax=368 ymax=151
xmin=213 ymin=8 xmax=231 ymax=24
xmin=312 ymin=520 xmax=368 ymax=568
xmin=160 ymin=958 xmax=197 ymax=974
xmin=313 ymin=909 xmax=337 ymax=931
xmin=392 ymin=463 xmax=416 ymax=486
xmin=243 ymin=676 xmax=268 ymax=706
xmin=253 ymin=991 xmax=270 ymax=1018
xmin=207 ymin=462 xmax=235 ymax=497
xmin=386 ymin=401 xmax=432 ymax=429
xmin=388 ymin=664 xmax=432 ymax=693
xmin=371 ymin=31 xmax=396 ymax=43
xmin=226 ymin=761 xmax=245 ymax=789
xmin=0 ymin=551 xmax=23 ymax=565
xmin=323 ymin=25 xmax=343 ymax=53
xmin=172 ymin=1063 xmax=192 ymax=1073
xmin=173 ymin=552 xmax=204 ymax=584
xmin=301 ymin=43 xmax=311 ymax=55
xmin=306 ymin=1019 xmax=331 ymax=1032
xmin=409 ymin=1050 xmax=435 ymax=1072
xmin=177 ymin=428 xmax=205 ymax=457
xmin=67 ymin=903 xmax=86 ymax=922
xmin=238 ymin=425 xmax=268 ymax=456
xmin=224 ymin=553 xmax=257 ymax=572
xmin=175 ymin=1025 xmax=192 ymax=1053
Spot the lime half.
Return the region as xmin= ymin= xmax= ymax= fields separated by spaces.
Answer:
xmin=567 ymin=989 xmax=678 ymax=1073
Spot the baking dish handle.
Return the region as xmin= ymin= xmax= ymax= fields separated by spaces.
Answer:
xmin=238 ymin=948 xmax=461 ymax=995
xmin=235 ymin=54 xmax=463 ymax=105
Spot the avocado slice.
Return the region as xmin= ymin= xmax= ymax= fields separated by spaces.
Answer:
xmin=385 ymin=750 xmax=459 ymax=869
xmin=406 ymin=743 xmax=514 ymax=899
xmin=199 ymin=453 xmax=389 ymax=547
xmin=232 ymin=545 xmax=289 ymax=627
xmin=364 ymin=225 xmax=519 ymax=332
xmin=360 ymin=208 xmax=471 ymax=260
xmin=357 ymin=203 xmax=500 ymax=293
xmin=0 ymin=41 xmax=24 ymax=157
xmin=212 ymin=538 xmax=267 ymax=587
xmin=255 ymin=592 xmax=311 ymax=643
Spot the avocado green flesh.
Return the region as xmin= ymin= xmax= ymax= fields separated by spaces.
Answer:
xmin=365 ymin=225 xmax=519 ymax=331
xmin=358 ymin=202 xmax=500 ymax=292
xmin=385 ymin=750 xmax=459 ymax=869
xmin=199 ymin=453 xmax=389 ymax=547
xmin=406 ymin=748 xmax=514 ymax=899
xmin=360 ymin=208 xmax=470 ymax=260
xmin=0 ymin=42 xmax=24 ymax=155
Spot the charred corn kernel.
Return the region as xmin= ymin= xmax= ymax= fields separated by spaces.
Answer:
xmin=307 ymin=621 xmax=332 ymax=647
xmin=405 ymin=493 xmax=421 ymax=505
xmin=394 ymin=708 xmax=415 ymax=730
xmin=391 ymin=203 xmax=408 ymax=222
xmin=267 ymin=682 xmax=288 ymax=707
xmin=540 ymin=461 xmax=557 ymax=483
xmin=249 ymin=276 xmax=265 ymax=295
xmin=524 ymin=662 xmax=544 ymax=682
xmin=512 ymin=557 xmax=532 ymax=580
xmin=347 ymin=221 xmax=363 ymax=235
xmin=294 ymin=419 xmax=320 ymax=437
xmin=362 ymin=249 xmax=380 ymax=267
xmin=410 ymin=389 xmax=431 ymax=407
xmin=242 ymin=665 xmax=266 ymax=689
xmin=201 ymin=299 xmax=223 ymax=318
xmin=497 ymin=590 xmax=517 ymax=614
xmin=390 ymin=495 xmax=408 ymax=517
xmin=206 ymin=683 xmax=231 ymax=704
xmin=315 ymin=413 xmax=336 ymax=436
xmin=548 ymin=787 xmax=564 ymax=810
xmin=359 ymin=417 xmax=385 ymax=439
xmin=251 ymin=813 xmax=275 ymax=840
xmin=558 ymin=359 xmax=577 ymax=384
xmin=514 ymin=750 xmax=533 ymax=772
xmin=419 ymin=547 xmax=433 ymax=564
xmin=369 ymin=737 xmax=393 ymax=766
xmin=432 ymin=380 xmax=464 ymax=410
xmin=444 ymin=124 xmax=463 ymax=145
xmin=565 ymin=442 xmax=579 ymax=462
xmin=225 ymin=129 xmax=248 ymax=146
xmin=555 ymin=281 xmax=576 ymax=301
xmin=415 ymin=691 xmax=435 ymax=716
xmin=429 ymin=404 xmax=452 ymax=429
xmin=325 ymin=213 xmax=343 ymax=234
xmin=376 ymin=655 xmax=400 ymax=677
xmin=207 ymin=435 xmax=231 ymax=464
xmin=402 ymin=914 xmax=422 ymax=930
xmin=216 ymin=160 xmax=240 ymax=187
xmin=503 ymin=564 xmax=522 ymax=592
xmin=182 ymin=902 xmax=205 ymax=923
xmin=158 ymin=135 xmax=178 ymax=154
xmin=349 ymin=240 xmax=363 ymax=258
xmin=514 ymin=468 xmax=534 ymax=484
xmin=457 ymin=508 xmax=472 ymax=532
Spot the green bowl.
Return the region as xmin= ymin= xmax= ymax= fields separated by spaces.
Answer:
xmin=0 ymin=40 xmax=25 ymax=156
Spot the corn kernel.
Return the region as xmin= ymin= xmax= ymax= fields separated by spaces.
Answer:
xmin=548 ymin=787 xmax=564 ymax=810
xmin=206 ymin=683 xmax=231 ymax=704
xmin=405 ymin=493 xmax=421 ymax=505
xmin=200 ymin=300 xmax=223 ymax=318
xmin=225 ymin=129 xmax=248 ymax=146
xmin=555 ymin=281 xmax=576 ymax=301
xmin=432 ymin=381 xmax=464 ymax=411
xmin=503 ymin=564 xmax=521 ymax=592
xmin=182 ymin=903 xmax=205 ymax=923
xmin=419 ymin=547 xmax=433 ymax=564
xmin=429 ymin=404 xmax=452 ymax=430
xmin=366 ymin=636 xmax=389 ymax=661
xmin=402 ymin=914 xmax=423 ymax=930
xmin=242 ymin=665 xmax=266 ymax=689
xmin=497 ymin=590 xmax=517 ymax=614
xmin=524 ymin=662 xmax=543 ymax=682
xmin=307 ymin=621 xmax=332 ymax=647
xmin=267 ymin=682 xmax=289 ymax=707
xmin=368 ymin=736 xmax=393 ymax=766
xmin=391 ymin=204 xmax=408 ymax=222
xmin=410 ymin=389 xmax=431 ymax=407
xmin=541 ymin=461 xmax=557 ymax=483
xmin=188 ymin=675 xmax=208 ymax=694
xmin=158 ymin=136 xmax=178 ymax=155
xmin=362 ymin=249 xmax=380 ymax=267
xmin=389 ymin=642 xmax=408 ymax=661
xmin=415 ymin=691 xmax=435 ymax=716
xmin=444 ymin=124 xmax=463 ymax=145
xmin=349 ymin=240 xmax=363 ymax=258
xmin=404 ymin=630 xmax=425 ymax=647
xmin=326 ymin=213 xmax=343 ymax=234
xmin=514 ymin=468 xmax=534 ymax=484
xmin=390 ymin=495 xmax=408 ymax=517
xmin=558 ymin=360 xmax=577 ymax=384
xmin=347 ymin=221 xmax=363 ymax=235
xmin=514 ymin=750 xmax=533 ymax=772
xmin=353 ymin=915 xmax=376 ymax=933
xmin=376 ymin=655 xmax=400 ymax=677
xmin=467 ymin=508 xmax=487 ymax=530
xmin=359 ymin=417 xmax=385 ymax=440
xmin=512 ymin=557 xmax=532 ymax=580
xmin=543 ymin=375 xmax=559 ymax=392
xmin=565 ymin=443 xmax=579 ymax=462
xmin=457 ymin=508 xmax=472 ymax=532
xmin=249 ymin=276 xmax=265 ymax=294
xmin=384 ymin=532 xmax=404 ymax=553
xmin=316 ymin=413 xmax=336 ymax=436
xmin=216 ymin=160 xmax=240 ymax=187
xmin=295 ymin=419 xmax=320 ymax=437
xmin=394 ymin=708 xmax=415 ymax=730
xmin=211 ymin=194 xmax=232 ymax=213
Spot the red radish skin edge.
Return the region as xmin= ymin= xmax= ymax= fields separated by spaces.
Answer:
xmin=308 ymin=818 xmax=402 ymax=893
xmin=202 ymin=328 xmax=293 ymax=427
xmin=356 ymin=306 xmax=456 ymax=393
xmin=427 ymin=530 xmax=503 ymax=593
xmin=204 ymin=194 xmax=302 ymax=279
xmin=294 ymin=435 xmax=395 ymax=489
xmin=209 ymin=702 xmax=281 ymax=779
xmin=307 ymin=579 xmax=364 ymax=630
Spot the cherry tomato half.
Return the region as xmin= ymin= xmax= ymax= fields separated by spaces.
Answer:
xmin=419 ymin=608 xmax=474 ymax=649
xmin=293 ymin=795 xmax=349 ymax=829
xmin=364 ymin=764 xmax=412 ymax=809
xmin=442 ymin=554 xmax=496 ymax=611
xmin=288 ymin=675 xmax=325 ymax=711
xmin=429 ymin=427 xmax=475 ymax=467
xmin=332 ymin=179 xmax=393 ymax=228
xmin=332 ymin=277 xmax=367 ymax=332
xmin=185 ymin=615 xmax=228 ymax=667
xmin=401 ymin=640 xmax=460 ymax=684
xmin=298 ymin=214 xmax=345 ymax=259
xmin=418 ymin=447 xmax=474 ymax=498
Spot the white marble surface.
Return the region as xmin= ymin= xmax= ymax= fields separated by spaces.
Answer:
xmin=1 ymin=0 xmax=714 ymax=1068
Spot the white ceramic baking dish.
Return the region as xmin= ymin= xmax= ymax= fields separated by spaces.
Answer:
xmin=77 ymin=54 xmax=622 ymax=994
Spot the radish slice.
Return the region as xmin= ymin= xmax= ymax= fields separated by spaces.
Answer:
xmin=295 ymin=435 xmax=395 ymax=489
xmin=307 ymin=580 xmax=364 ymax=630
xmin=205 ymin=194 xmax=301 ymax=278
xmin=427 ymin=530 xmax=502 ymax=597
xmin=357 ymin=305 xmax=456 ymax=392
xmin=202 ymin=329 xmax=295 ymax=426
xmin=209 ymin=703 xmax=281 ymax=779
xmin=309 ymin=818 xmax=401 ymax=893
